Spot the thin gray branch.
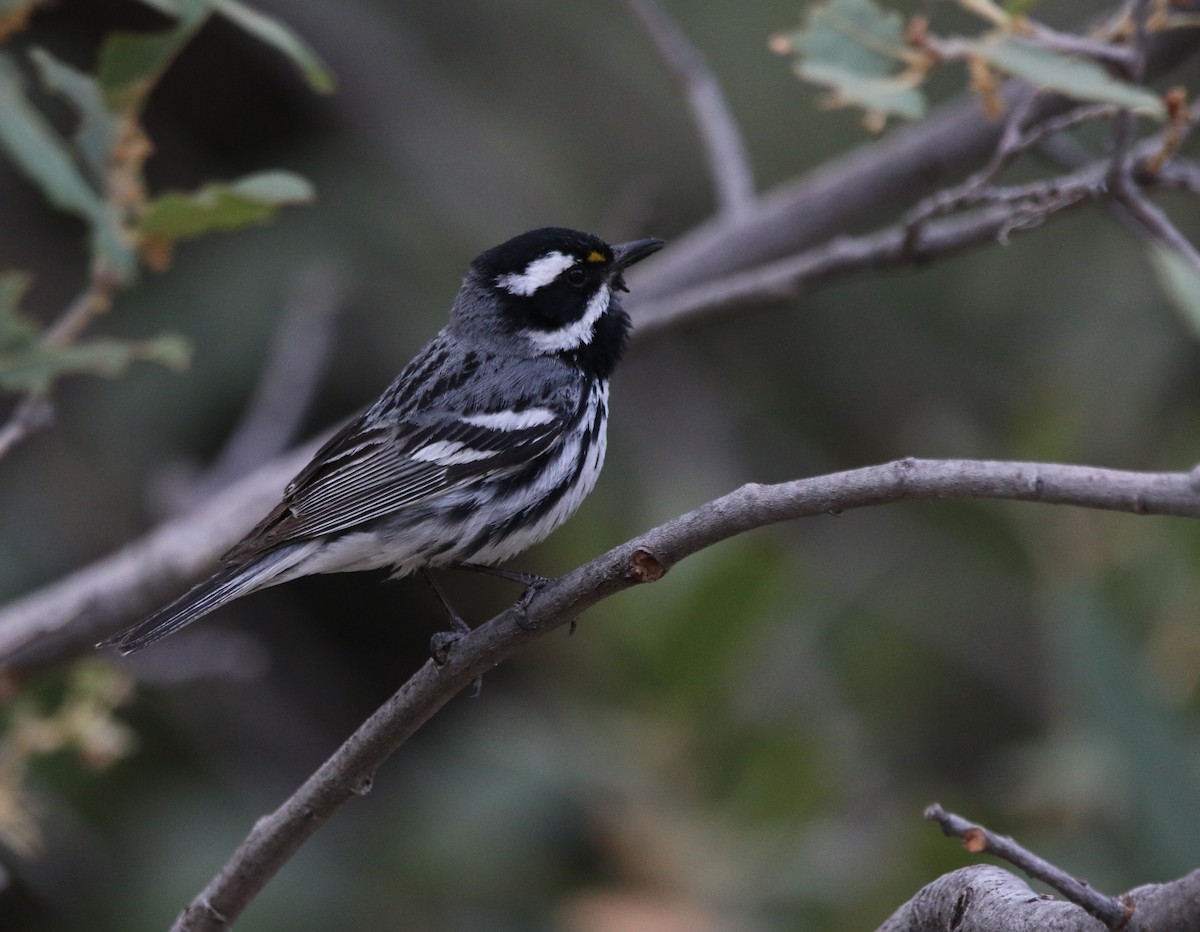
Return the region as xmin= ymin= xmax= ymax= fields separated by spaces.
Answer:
xmin=185 ymin=262 xmax=347 ymax=505
xmin=0 ymin=266 xmax=123 ymax=462
xmin=1114 ymin=182 xmax=1200 ymax=275
xmin=0 ymin=395 xmax=53 ymax=461
xmin=925 ymin=804 xmax=1128 ymax=928
xmin=153 ymin=455 xmax=1200 ymax=929
xmin=876 ymin=809 xmax=1200 ymax=932
xmin=635 ymin=0 xmax=1200 ymax=301
xmin=1155 ymin=156 xmax=1200 ymax=195
xmin=623 ymin=0 xmax=754 ymax=215
xmin=633 ymin=204 xmax=1027 ymax=339
xmin=1024 ymin=22 xmax=1139 ymax=75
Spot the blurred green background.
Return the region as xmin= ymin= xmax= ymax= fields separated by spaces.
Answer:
xmin=3 ymin=0 xmax=1200 ymax=929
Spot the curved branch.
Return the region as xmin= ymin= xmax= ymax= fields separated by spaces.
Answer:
xmin=623 ymin=0 xmax=755 ymax=214
xmin=164 ymin=456 xmax=1200 ymax=929
xmin=875 ymin=865 xmax=1108 ymax=932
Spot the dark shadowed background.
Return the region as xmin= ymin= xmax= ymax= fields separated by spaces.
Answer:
xmin=3 ymin=1 xmax=1200 ymax=929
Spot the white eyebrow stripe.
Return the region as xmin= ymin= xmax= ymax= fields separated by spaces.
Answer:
xmin=526 ymin=285 xmax=611 ymax=354
xmin=461 ymin=407 xmax=558 ymax=431
xmin=496 ymin=252 xmax=575 ymax=296
xmin=409 ymin=440 xmax=495 ymax=465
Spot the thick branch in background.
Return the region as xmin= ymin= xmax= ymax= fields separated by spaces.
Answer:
xmin=641 ymin=1 xmax=1200 ymax=300
xmin=155 ymin=457 xmax=1200 ymax=929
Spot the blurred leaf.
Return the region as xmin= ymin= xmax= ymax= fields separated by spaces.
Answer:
xmin=97 ymin=0 xmax=209 ymax=113
xmin=0 ymin=53 xmax=135 ymax=279
xmin=0 ymin=331 xmax=190 ymax=393
xmin=28 ymin=47 xmax=117 ymax=183
xmin=209 ymin=0 xmax=336 ymax=93
xmin=962 ymin=36 xmax=1165 ymax=117
xmin=774 ymin=0 xmax=926 ymax=124
xmin=140 ymin=170 xmax=315 ymax=241
xmin=1147 ymin=244 xmax=1200 ymax=339
xmin=0 ymin=53 xmax=106 ymax=225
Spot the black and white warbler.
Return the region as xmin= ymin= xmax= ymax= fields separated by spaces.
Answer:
xmin=101 ymin=228 xmax=664 ymax=654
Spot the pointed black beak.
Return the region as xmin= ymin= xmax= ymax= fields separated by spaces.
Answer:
xmin=611 ymin=237 xmax=665 ymax=271
xmin=609 ymin=237 xmax=664 ymax=291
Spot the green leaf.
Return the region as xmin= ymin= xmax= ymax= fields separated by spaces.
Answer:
xmin=28 ymin=47 xmax=117 ymax=183
xmin=208 ymin=0 xmax=335 ymax=94
xmin=963 ymin=36 xmax=1165 ymax=117
xmin=140 ymin=170 xmax=314 ymax=241
xmin=0 ymin=271 xmax=189 ymax=393
xmin=97 ymin=0 xmax=209 ymax=113
xmin=775 ymin=0 xmax=926 ymax=124
xmin=1148 ymin=244 xmax=1200 ymax=340
xmin=0 ymin=54 xmax=105 ymax=223
xmin=0 ymin=54 xmax=135 ymax=279
xmin=0 ymin=332 xmax=191 ymax=393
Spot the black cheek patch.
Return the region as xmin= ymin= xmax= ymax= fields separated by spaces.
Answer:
xmin=528 ymin=283 xmax=588 ymax=330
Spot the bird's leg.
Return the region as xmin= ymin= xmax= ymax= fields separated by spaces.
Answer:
xmin=453 ymin=562 xmax=552 ymax=588
xmin=452 ymin=562 xmax=554 ymax=630
xmin=422 ymin=570 xmax=482 ymax=697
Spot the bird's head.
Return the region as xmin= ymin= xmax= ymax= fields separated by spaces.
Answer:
xmin=457 ymin=227 xmax=663 ymax=374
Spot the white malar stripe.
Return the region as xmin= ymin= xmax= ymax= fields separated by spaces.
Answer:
xmin=496 ymin=252 xmax=575 ymax=296
xmin=409 ymin=440 xmax=494 ymax=465
xmin=526 ymin=285 xmax=610 ymax=354
xmin=461 ymin=407 xmax=558 ymax=431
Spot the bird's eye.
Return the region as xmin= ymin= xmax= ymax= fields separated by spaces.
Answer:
xmin=565 ymin=266 xmax=586 ymax=287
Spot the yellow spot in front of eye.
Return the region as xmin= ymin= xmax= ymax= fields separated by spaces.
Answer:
xmin=586 ymin=251 xmax=606 ymax=264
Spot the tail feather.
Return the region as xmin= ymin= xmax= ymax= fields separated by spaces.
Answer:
xmin=97 ymin=547 xmax=304 ymax=654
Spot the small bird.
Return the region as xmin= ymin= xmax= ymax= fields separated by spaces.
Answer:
xmin=100 ymin=228 xmax=664 ymax=654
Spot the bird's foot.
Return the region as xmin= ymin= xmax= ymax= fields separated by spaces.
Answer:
xmin=513 ymin=574 xmax=553 ymax=630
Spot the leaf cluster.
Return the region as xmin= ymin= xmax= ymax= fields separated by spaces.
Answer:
xmin=0 ymin=0 xmax=328 ymax=400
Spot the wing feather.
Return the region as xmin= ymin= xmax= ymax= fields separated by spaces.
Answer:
xmin=223 ymin=405 xmax=568 ymax=562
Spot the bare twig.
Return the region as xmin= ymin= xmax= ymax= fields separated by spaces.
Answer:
xmin=1114 ymin=181 xmax=1200 ymax=274
xmin=184 ymin=262 xmax=347 ymax=505
xmin=1156 ymin=157 xmax=1200 ymax=195
xmin=637 ymin=164 xmax=1111 ymax=340
xmin=0 ymin=265 xmax=125 ymax=462
xmin=0 ymin=395 xmax=53 ymax=461
xmin=639 ymin=0 xmax=1200 ymax=299
xmin=43 ymin=265 xmax=124 ymax=348
xmin=73 ymin=454 xmax=1194 ymax=929
xmin=1024 ymin=21 xmax=1140 ymax=75
xmin=925 ymin=803 xmax=1130 ymax=929
xmin=623 ymin=0 xmax=754 ymax=215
